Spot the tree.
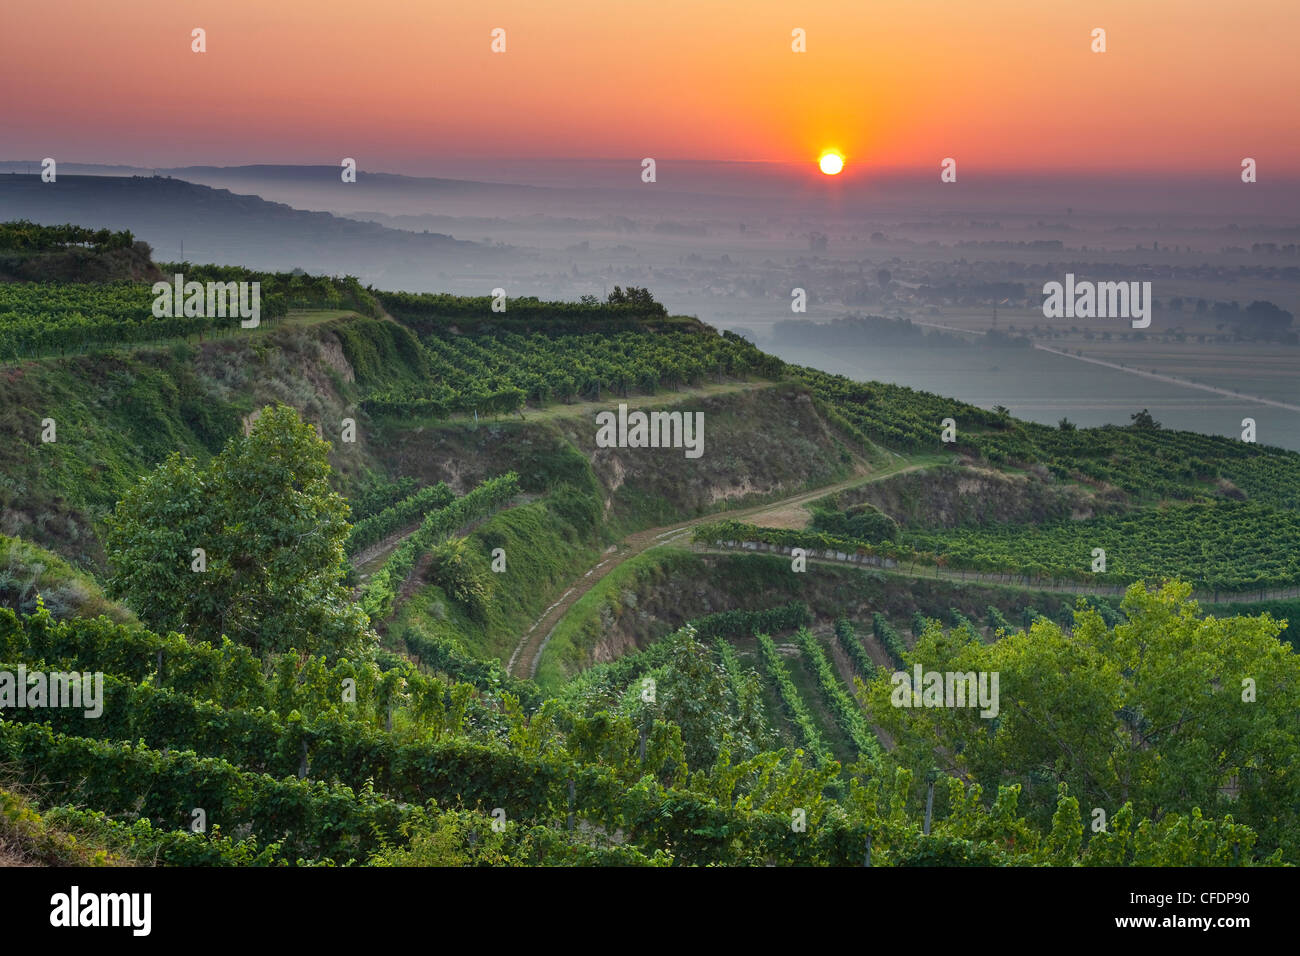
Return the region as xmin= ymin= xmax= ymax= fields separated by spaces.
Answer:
xmin=863 ymin=582 xmax=1300 ymax=862
xmin=106 ymin=404 xmax=373 ymax=659
xmin=606 ymin=285 xmax=663 ymax=312
xmin=651 ymin=628 xmax=739 ymax=769
xmin=1130 ymin=408 xmax=1161 ymax=429
xmin=1239 ymin=300 xmax=1294 ymax=342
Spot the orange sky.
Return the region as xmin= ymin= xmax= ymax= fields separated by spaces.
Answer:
xmin=2 ymin=0 xmax=1297 ymax=174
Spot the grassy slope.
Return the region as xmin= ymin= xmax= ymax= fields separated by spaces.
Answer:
xmin=388 ymin=500 xmax=601 ymax=667
xmin=0 ymin=534 xmax=137 ymax=625
xmin=0 ymin=313 xmax=417 ymax=566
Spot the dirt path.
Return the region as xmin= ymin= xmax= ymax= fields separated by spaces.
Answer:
xmin=351 ymin=521 xmax=423 ymax=573
xmin=506 ymin=459 xmax=935 ymax=679
xmin=508 ymin=450 xmax=1298 ymax=680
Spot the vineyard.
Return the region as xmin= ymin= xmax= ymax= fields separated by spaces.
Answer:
xmin=0 ymin=606 xmax=962 ymax=865
xmin=0 ymin=221 xmax=138 ymax=253
xmin=3 ymin=241 xmax=1297 ymax=869
xmin=358 ymin=473 xmax=521 ymax=622
xmin=902 ymin=501 xmax=1300 ymax=594
xmin=359 ymin=329 xmax=784 ymax=419
xmin=0 ymin=268 xmax=386 ymax=361
xmin=795 ymin=365 xmax=1300 ymax=508
xmin=693 ymin=509 xmax=1300 ymax=595
xmin=0 ymin=282 xmax=285 ymax=360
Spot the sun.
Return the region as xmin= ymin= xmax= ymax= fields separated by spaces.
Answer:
xmin=818 ymin=151 xmax=844 ymax=175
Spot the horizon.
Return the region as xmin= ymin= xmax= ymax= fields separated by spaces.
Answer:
xmin=4 ymin=0 xmax=1297 ymax=175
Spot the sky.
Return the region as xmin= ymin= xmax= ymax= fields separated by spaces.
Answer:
xmin=3 ymin=0 xmax=1297 ymax=177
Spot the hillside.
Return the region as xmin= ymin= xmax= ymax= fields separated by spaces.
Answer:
xmin=2 ymin=225 xmax=1299 ymax=869
xmin=0 ymin=174 xmax=495 ymax=278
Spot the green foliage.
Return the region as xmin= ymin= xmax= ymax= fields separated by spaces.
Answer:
xmin=395 ymin=626 xmax=541 ymax=708
xmin=425 ymin=537 xmax=492 ymax=621
xmin=714 ymin=638 xmax=774 ymax=757
xmin=0 ymin=720 xmax=411 ymax=861
xmin=873 ymin=613 xmax=908 ymax=668
xmin=328 ymin=316 xmax=425 ymax=388
xmin=358 ymin=472 xmax=519 ymax=622
xmin=0 ymin=535 xmax=135 ymax=624
xmin=3 ymin=592 xmax=1281 ymax=865
xmin=811 ymin=502 xmax=899 ymax=543
xmin=794 ymin=627 xmax=880 ymax=757
xmin=348 ymin=474 xmax=418 ymax=521
xmin=365 ymin=803 xmax=671 ymax=866
xmin=39 ymin=804 xmax=287 ymax=866
xmin=0 ymin=281 xmax=290 ymax=360
xmin=359 ymin=328 xmax=781 ymax=420
xmin=376 ymin=290 xmax=691 ymax=336
xmin=834 ymin=617 xmax=875 ymax=678
xmin=0 ymin=603 xmax=484 ymax=733
xmin=902 ymin=501 xmax=1300 ymax=592
xmin=755 ymin=632 xmax=832 ymax=761
xmin=690 ymin=602 xmax=811 ymax=640
xmin=985 ymin=604 xmax=1014 ymax=634
xmin=346 ymin=481 xmax=454 ymax=554
xmin=7 ymin=259 xmax=1296 ymax=868
xmin=862 ymin=582 xmax=1300 ymax=862
xmin=699 ymin=502 xmax=1300 ymax=594
xmin=949 ymin=608 xmax=981 ymax=642
xmin=648 ymin=629 xmax=739 ymax=770
xmin=105 ymin=404 xmax=371 ymax=659
xmin=0 ymin=220 xmax=137 ymax=252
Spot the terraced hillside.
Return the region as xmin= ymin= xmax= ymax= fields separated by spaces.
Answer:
xmin=2 ymin=223 xmax=1298 ymax=867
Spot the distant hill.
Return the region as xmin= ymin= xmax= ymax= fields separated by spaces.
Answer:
xmin=162 ymin=163 xmax=554 ymax=199
xmin=0 ymin=173 xmax=504 ymax=284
